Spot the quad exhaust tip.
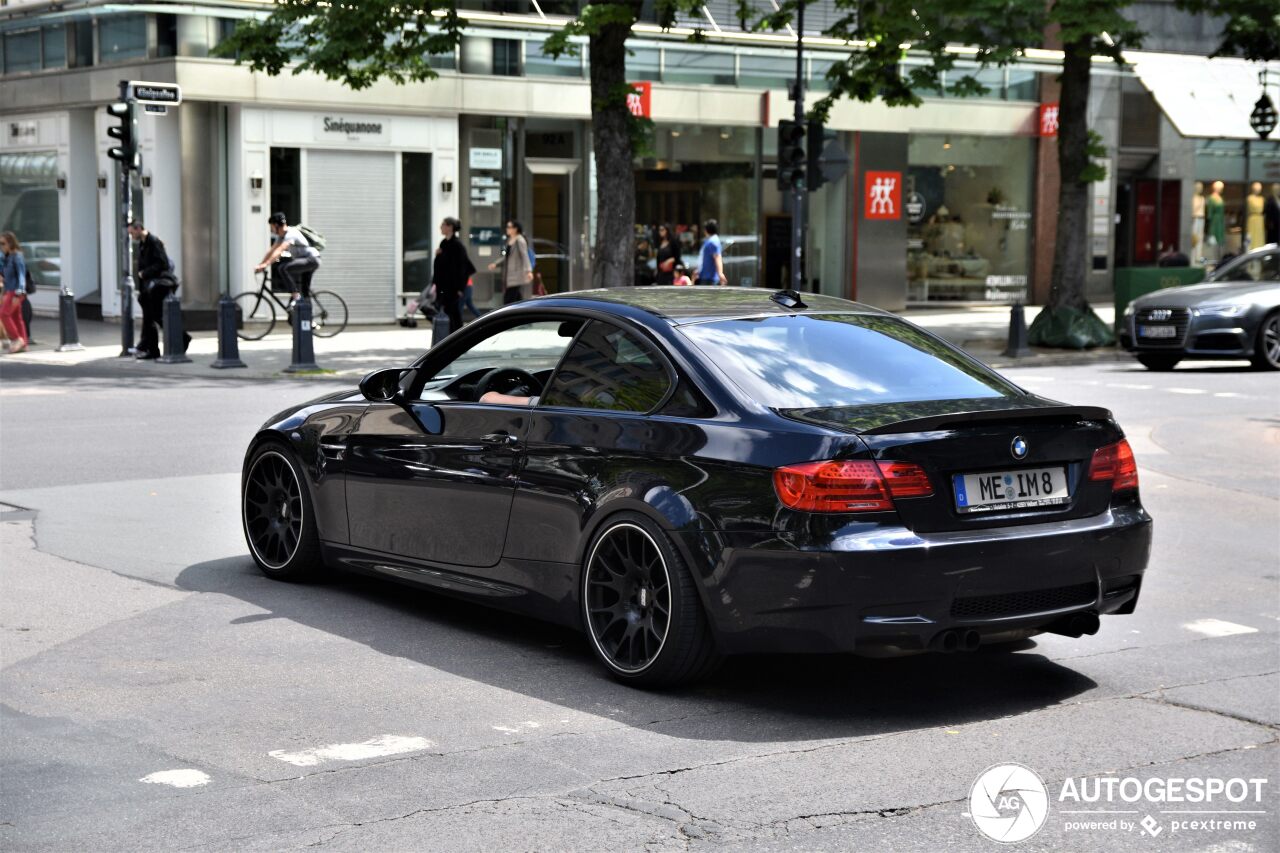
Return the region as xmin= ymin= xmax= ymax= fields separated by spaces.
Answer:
xmin=931 ymin=629 xmax=982 ymax=653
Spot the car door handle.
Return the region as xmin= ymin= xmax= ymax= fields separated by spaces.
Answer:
xmin=481 ymin=432 xmax=519 ymax=447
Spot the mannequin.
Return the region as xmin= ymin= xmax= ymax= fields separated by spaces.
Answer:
xmin=1245 ymin=181 xmax=1265 ymax=250
xmin=1265 ymin=183 xmax=1280 ymax=246
xmin=1191 ymin=181 xmax=1206 ymax=263
xmin=1205 ymin=180 xmax=1226 ymax=261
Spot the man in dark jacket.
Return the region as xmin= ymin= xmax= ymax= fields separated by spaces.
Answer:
xmin=430 ymin=217 xmax=477 ymax=333
xmin=128 ymin=221 xmax=190 ymax=359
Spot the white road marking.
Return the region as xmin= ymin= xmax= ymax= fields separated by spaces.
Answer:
xmin=491 ymin=721 xmax=542 ymax=734
xmin=1106 ymin=383 xmax=1152 ymax=390
xmin=140 ymin=769 xmax=211 ymax=788
xmin=268 ymin=735 xmax=433 ymax=767
xmin=1213 ymin=392 xmax=1244 ymax=398
xmin=1167 ymin=387 xmax=1207 ymax=395
xmin=1183 ymin=619 xmax=1258 ymax=638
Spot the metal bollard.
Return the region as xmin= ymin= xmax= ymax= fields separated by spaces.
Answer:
xmin=56 ymin=290 xmax=84 ymax=352
xmin=211 ymin=294 xmax=247 ymax=369
xmin=157 ymin=292 xmax=192 ymax=364
xmin=119 ymin=283 xmax=135 ymax=357
xmin=283 ymin=297 xmax=320 ymax=373
xmin=1002 ymin=302 xmax=1033 ymax=358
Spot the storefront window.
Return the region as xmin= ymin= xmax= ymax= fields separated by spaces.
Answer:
xmin=906 ymin=134 xmax=1034 ymax=303
xmin=663 ymin=48 xmax=734 ymax=85
xmin=99 ymin=14 xmax=148 ymax=64
xmin=0 ymin=152 xmax=61 ymax=290
xmin=4 ymin=29 xmax=41 ymax=74
xmin=41 ymin=26 xmax=66 ymax=69
xmin=739 ymin=52 xmax=795 ymax=89
xmin=1007 ymin=68 xmax=1039 ymax=101
xmin=626 ymin=47 xmax=661 ymax=81
xmin=526 ymin=38 xmax=581 ymax=77
xmin=635 ymin=125 xmax=758 ymax=287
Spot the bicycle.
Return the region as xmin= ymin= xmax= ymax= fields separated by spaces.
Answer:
xmin=233 ymin=269 xmax=348 ymax=341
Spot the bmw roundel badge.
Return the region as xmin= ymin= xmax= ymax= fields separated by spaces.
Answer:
xmin=1011 ymin=436 xmax=1028 ymax=460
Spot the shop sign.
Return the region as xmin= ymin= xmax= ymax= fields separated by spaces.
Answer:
xmin=1039 ymin=103 xmax=1060 ymax=137
xmin=627 ymin=82 xmax=652 ymax=119
xmin=984 ymin=274 xmax=1028 ymax=303
xmin=864 ymin=171 xmax=901 ymax=220
xmin=470 ymin=148 xmax=503 ymax=170
xmin=469 ymin=226 xmax=505 ymax=245
xmin=316 ymin=115 xmax=388 ymax=142
xmin=8 ymin=121 xmax=37 ymax=144
xmin=905 ymin=191 xmax=926 ymax=224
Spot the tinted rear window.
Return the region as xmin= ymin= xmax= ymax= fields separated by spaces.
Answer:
xmin=678 ymin=313 xmax=1020 ymax=408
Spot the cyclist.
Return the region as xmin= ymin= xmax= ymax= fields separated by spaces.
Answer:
xmin=255 ymin=212 xmax=320 ymax=301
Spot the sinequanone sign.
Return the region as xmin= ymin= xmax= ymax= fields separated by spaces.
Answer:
xmin=321 ymin=117 xmax=385 ymax=136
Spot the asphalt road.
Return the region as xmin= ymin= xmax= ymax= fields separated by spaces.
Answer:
xmin=1 ymin=357 xmax=1277 ymax=852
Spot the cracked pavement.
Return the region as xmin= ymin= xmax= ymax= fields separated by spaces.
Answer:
xmin=1 ymin=360 xmax=1277 ymax=851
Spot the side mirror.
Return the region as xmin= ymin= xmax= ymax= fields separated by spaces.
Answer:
xmin=359 ymin=367 xmax=407 ymax=403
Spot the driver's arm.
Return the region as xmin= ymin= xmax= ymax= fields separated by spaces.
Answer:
xmin=479 ymin=392 xmax=537 ymax=406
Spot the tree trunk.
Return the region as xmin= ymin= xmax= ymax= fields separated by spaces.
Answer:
xmin=1048 ymin=39 xmax=1092 ymax=311
xmin=588 ymin=17 xmax=637 ymax=289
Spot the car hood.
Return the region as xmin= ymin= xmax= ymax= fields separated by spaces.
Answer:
xmin=1132 ymin=280 xmax=1278 ymax=309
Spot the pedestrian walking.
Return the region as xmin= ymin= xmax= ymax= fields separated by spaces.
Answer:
xmin=431 ymin=216 xmax=476 ymax=334
xmin=487 ymin=219 xmax=532 ymax=304
xmin=256 ymin=212 xmax=320 ymax=300
xmin=128 ymin=222 xmax=190 ymax=360
xmin=673 ymin=263 xmax=692 ymax=287
xmin=694 ymin=219 xmax=726 ymax=286
xmin=460 ymin=277 xmax=481 ymax=320
xmin=654 ymin=224 xmax=678 ymax=286
xmin=0 ymin=231 xmax=30 ymax=353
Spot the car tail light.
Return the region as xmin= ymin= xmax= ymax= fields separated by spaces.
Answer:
xmin=1088 ymin=439 xmax=1138 ymax=492
xmin=773 ymin=459 xmax=932 ymax=513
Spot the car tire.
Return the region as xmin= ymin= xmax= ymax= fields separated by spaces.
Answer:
xmin=1250 ymin=311 xmax=1280 ymax=371
xmin=1136 ymin=354 xmax=1180 ymax=371
xmin=581 ymin=512 xmax=720 ymax=687
xmin=242 ymin=442 xmax=326 ymax=582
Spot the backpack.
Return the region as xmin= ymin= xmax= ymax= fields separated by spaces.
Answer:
xmin=297 ymin=224 xmax=327 ymax=252
xmin=24 ymin=266 xmax=36 ymax=294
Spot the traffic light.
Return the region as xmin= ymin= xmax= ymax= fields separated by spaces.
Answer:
xmin=806 ymin=120 xmax=827 ymax=191
xmin=777 ymin=119 xmax=806 ymax=191
xmin=106 ymin=100 xmax=139 ymax=172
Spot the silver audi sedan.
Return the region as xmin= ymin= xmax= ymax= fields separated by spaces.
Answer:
xmin=1120 ymin=244 xmax=1280 ymax=371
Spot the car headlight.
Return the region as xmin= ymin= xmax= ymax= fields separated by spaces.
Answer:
xmin=1123 ymin=302 xmax=1136 ymax=319
xmin=1196 ymin=304 xmax=1248 ymax=318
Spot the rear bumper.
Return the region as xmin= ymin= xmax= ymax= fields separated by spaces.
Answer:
xmin=677 ymin=503 xmax=1152 ymax=655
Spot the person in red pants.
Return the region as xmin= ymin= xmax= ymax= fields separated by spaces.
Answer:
xmin=0 ymin=231 xmax=29 ymax=353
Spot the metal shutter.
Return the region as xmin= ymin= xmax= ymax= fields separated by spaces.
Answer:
xmin=305 ymin=149 xmax=396 ymax=323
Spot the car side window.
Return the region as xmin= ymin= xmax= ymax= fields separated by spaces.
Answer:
xmin=541 ymin=321 xmax=672 ymax=412
xmin=416 ymin=320 xmax=579 ymax=401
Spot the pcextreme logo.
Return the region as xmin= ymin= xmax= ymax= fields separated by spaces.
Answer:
xmin=964 ymin=763 xmax=1270 ymax=844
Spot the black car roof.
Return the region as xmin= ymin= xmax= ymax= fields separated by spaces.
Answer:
xmin=532 ymin=286 xmax=889 ymax=324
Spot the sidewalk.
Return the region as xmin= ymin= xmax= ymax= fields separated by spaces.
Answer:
xmin=2 ymin=300 xmax=1124 ymax=383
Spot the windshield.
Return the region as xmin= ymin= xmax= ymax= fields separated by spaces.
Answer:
xmin=678 ymin=313 xmax=1022 ymax=409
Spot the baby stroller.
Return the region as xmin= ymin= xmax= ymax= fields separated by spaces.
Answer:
xmin=399 ymin=284 xmax=439 ymax=328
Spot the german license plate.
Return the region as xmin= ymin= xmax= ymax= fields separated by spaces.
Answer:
xmin=953 ymin=466 xmax=1070 ymax=513
xmin=1138 ymin=324 xmax=1177 ymax=339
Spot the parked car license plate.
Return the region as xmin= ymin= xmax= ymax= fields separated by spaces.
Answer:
xmin=953 ymin=466 xmax=1070 ymax=513
xmin=1138 ymin=324 xmax=1177 ymax=339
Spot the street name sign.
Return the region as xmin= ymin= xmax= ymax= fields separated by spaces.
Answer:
xmin=127 ymin=81 xmax=182 ymax=106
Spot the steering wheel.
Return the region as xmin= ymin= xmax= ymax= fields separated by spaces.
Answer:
xmin=473 ymin=367 xmax=542 ymax=401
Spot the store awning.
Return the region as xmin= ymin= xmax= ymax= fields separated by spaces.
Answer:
xmin=1129 ymin=52 xmax=1280 ymax=141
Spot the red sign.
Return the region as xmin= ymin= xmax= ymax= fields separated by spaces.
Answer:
xmin=1039 ymin=102 xmax=1060 ymax=137
xmin=627 ymin=82 xmax=651 ymax=118
xmin=864 ymin=171 xmax=901 ymax=220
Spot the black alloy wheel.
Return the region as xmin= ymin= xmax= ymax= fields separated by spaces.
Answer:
xmin=1252 ymin=311 xmax=1280 ymax=371
xmin=582 ymin=513 xmax=720 ymax=686
xmin=242 ymin=445 xmax=324 ymax=580
xmin=1136 ymin=353 xmax=1181 ymax=371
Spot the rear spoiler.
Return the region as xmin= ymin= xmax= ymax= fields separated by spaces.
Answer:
xmin=779 ymin=399 xmax=1114 ymax=435
xmin=859 ymin=405 xmax=1113 ymax=435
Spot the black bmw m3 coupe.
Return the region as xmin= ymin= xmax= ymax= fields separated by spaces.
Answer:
xmin=241 ymin=288 xmax=1152 ymax=686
